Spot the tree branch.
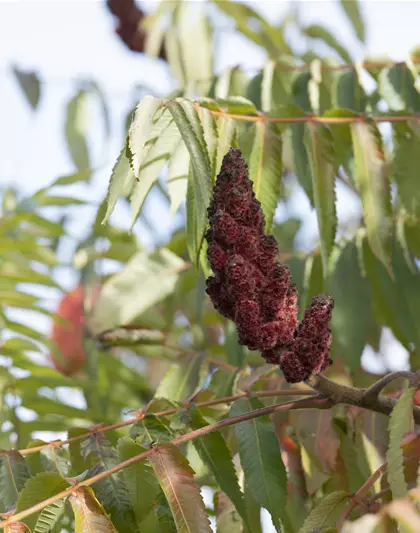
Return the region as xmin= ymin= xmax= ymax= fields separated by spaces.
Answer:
xmin=5 ymin=388 xmax=316 ymax=457
xmin=0 ymin=395 xmax=329 ymax=529
xmin=362 ymin=371 xmax=417 ymax=403
xmin=309 ymin=374 xmax=420 ymax=423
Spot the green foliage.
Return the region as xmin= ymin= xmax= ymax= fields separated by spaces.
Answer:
xmin=3 ymin=2 xmax=420 ymax=532
xmin=230 ymin=398 xmax=287 ymax=531
xmin=386 ymin=387 xmax=415 ymax=499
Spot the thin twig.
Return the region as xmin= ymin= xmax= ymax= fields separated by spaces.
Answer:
xmin=336 ymin=462 xmax=388 ymax=531
xmin=4 ymin=388 xmax=316 ymax=457
xmin=0 ymin=395 xmax=330 ymax=528
xmin=191 ymin=103 xmax=420 ymax=124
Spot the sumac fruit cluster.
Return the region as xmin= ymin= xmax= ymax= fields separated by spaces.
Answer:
xmin=205 ymin=148 xmax=333 ymax=383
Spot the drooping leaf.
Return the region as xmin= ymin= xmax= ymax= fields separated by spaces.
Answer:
xmin=334 ymin=69 xmax=367 ymax=112
xmin=33 ymin=500 xmax=65 ymax=533
xmin=189 ymin=405 xmax=248 ymax=525
xmin=167 ymin=99 xmax=213 ymax=265
xmin=15 ymin=472 xmax=70 ymax=532
xmin=248 ymin=121 xmax=283 ymax=232
xmin=392 ymin=122 xmax=420 ymax=220
xmin=261 ymin=59 xmax=294 ymax=112
xmin=361 ymin=233 xmax=420 ymax=353
xmin=12 ymin=66 xmax=41 ymax=110
xmin=102 ymin=147 xmax=135 ymax=224
xmin=155 ymin=489 xmax=178 ymax=532
xmin=177 ymin=2 xmax=213 ymax=95
xmin=70 ymin=486 xmax=118 ymax=533
xmin=215 ymin=116 xmax=237 ymax=178
xmin=298 ymin=490 xmax=351 ymax=533
xmin=89 ymin=247 xmax=186 ymax=334
xmin=351 ymin=121 xmax=393 ymax=273
xmin=328 ymin=240 xmax=373 ymax=370
xmin=130 ymin=113 xmax=181 ymax=226
xmin=230 ymin=398 xmax=287 ymax=531
xmin=339 ymin=0 xmax=365 ymax=42
xmin=155 ymin=353 xmax=205 ymax=402
xmin=166 ymin=141 xmax=190 ymax=215
xmin=214 ymin=67 xmax=249 ymax=99
xmin=65 ymin=89 xmax=90 ymax=171
xmin=0 ymin=450 xmax=31 ymax=512
xmin=302 ymin=25 xmax=353 ymax=64
xmin=128 ymin=95 xmax=163 ymax=176
xmin=130 ymin=414 xmax=174 ymax=446
xmin=386 ymin=386 xmax=416 ymax=499
xmin=81 ymin=433 xmax=138 ymax=533
xmin=213 ymin=1 xmax=290 ymax=58
xmin=305 ymin=123 xmax=337 ymax=274
xmin=379 ymin=62 xmax=420 ymax=112
xmin=117 ymin=437 xmax=160 ymax=524
xmin=149 ymin=443 xmax=212 ymax=533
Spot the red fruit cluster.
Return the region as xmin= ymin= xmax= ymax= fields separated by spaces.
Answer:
xmin=50 ymin=286 xmax=87 ymax=376
xmin=205 ymin=148 xmax=334 ymax=383
xmin=107 ymin=0 xmax=166 ymax=59
xmin=50 ymin=284 xmax=102 ymax=376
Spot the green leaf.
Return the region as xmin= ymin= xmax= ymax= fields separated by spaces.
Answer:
xmin=322 ymin=108 xmax=356 ymax=168
xmin=230 ymin=397 xmax=287 ymax=531
xmin=386 ymin=386 xmax=416 ymax=499
xmin=261 ymin=60 xmax=296 ymax=112
xmin=189 ymin=405 xmax=248 ymax=525
xmin=361 ymin=234 xmax=420 ymax=353
xmin=70 ymin=486 xmax=118 ymax=533
xmin=0 ymin=450 xmax=30 ymax=512
xmin=33 ymin=500 xmax=65 ymax=533
xmin=118 ymin=437 xmax=160 ymax=524
xmin=155 ymin=354 xmax=204 ymax=402
xmin=155 ymin=489 xmax=178 ymax=532
xmin=392 ymin=122 xmax=420 ymax=220
xmin=50 ymin=169 xmax=93 ymax=187
xmin=81 ymin=434 xmax=137 ymax=533
xmin=351 ymin=122 xmax=393 ymax=273
xmin=339 ymin=0 xmax=365 ymax=42
xmin=89 ymin=247 xmax=186 ymax=334
xmin=102 ymin=147 xmax=135 ymax=224
xmin=128 ymin=95 xmax=163 ymax=175
xmin=149 ymin=443 xmax=212 ymax=533
xmin=298 ymin=490 xmax=351 ymax=533
xmin=248 ymin=121 xmax=283 ymax=232
xmin=213 ymin=1 xmax=290 ymax=58
xmin=215 ymin=116 xmax=237 ymax=178
xmin=167 ymin=99 xmax=212 ymax=265
xmin=130 ymin=113 xmax=181 ymax=226
xmin=334 ymin=69 xmax=367 ymax=112
xmin=12 ymin=66 xmax=41 ymax=110
xmin=303 ymin=25 xmax=353 ymax=64
xmin=166 ymin=140 xmax=190 ymax=215
xmin=130 ymin=414 xmax=174 ymax=446
xmin=15 ymin=472 xmax=70 ymax=531
xmin=306 ymin=123 xmax=337 ymax=274
xmin=177 ymin=2 xmax=213 ymax=95
xmin=215 ymin=67 xmax=249 ymax=99
xmin=65 ymin=89 xmax=90 ymax=171
xmin=379 ymin=63 xmax=420 ymax=112
xmin=328 ymin=240 xmax=373 ymax=370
